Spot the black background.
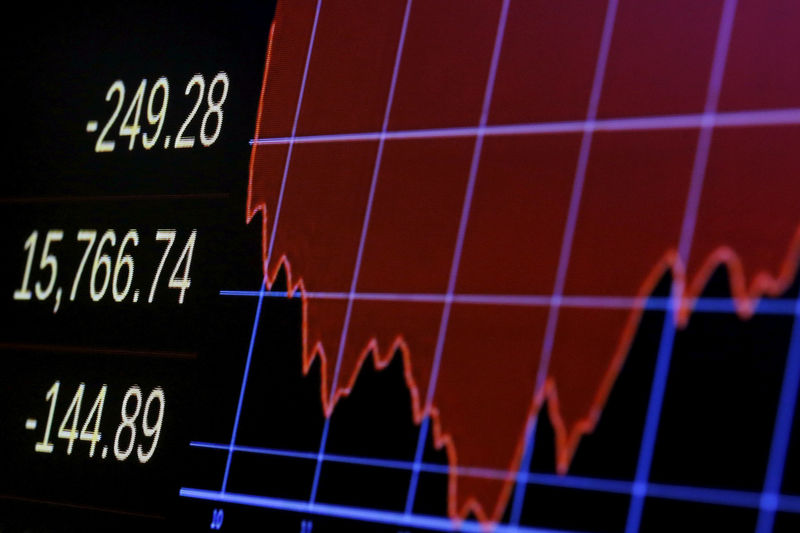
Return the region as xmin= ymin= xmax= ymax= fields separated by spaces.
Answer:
xmin=0 ymin=3 xmax=798 ymax=533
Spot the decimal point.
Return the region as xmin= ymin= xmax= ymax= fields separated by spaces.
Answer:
xmin=133 ymin=290 xmax=140 ymax=303
xmin=86 ymin=120 xmax=98 ymax=133
xmin=25 ymin=418 xmax=37 ymax=430
xmin=164 ymin=135 xmax=171 ymax=148
xmin=102 ymin=446 xmax=108 ymax=459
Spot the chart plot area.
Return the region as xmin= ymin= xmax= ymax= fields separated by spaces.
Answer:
xmin=184 ymin=0 xmax=800 ymax=530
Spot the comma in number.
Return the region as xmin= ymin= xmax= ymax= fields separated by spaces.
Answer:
xmin=53 ymin=287 xmax=63 ymax=314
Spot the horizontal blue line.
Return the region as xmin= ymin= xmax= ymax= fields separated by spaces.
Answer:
xmin=190 ymin=441 xmax=800 ymax=513
xmin=250 ymin=108 xmax=800 ymax=146
xmin=645 ymin=483 xmax=760 ymax=509
xmin=179 ymin=487 xmax=584 ymax=533
xmin=218 ymin=290 xmax=797 ymax=315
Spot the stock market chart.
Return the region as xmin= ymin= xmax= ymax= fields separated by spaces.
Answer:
xmin=1 ymin=1 xmax=799 ymax=532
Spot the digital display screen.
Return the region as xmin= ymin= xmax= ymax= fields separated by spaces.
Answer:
xmin=1 ymin=1 xmax=799 ymax=532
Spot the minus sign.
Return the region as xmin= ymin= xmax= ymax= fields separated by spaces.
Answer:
xmin=86 ymin=121 xmax=98 ymax=133
xmin=25 ymin=418 xmax=37 ymax=430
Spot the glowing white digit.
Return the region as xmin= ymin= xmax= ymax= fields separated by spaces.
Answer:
xmin=34 ymin=381 xmax=60 ymax=453
xmin=142 ymin=77 xmax=169 ymax=150
xmin=119 ymin=79 xmax=146 ymax=150
xmin=200 ymin=72 xmax=228 ymax=146
xmin=137 ymin=387 xmax=165 ymax=463
xmin=90 ymin=230 xmax=116 ymax=301
xmin=95 ymin=81 xmax=125 ymax=153
xmin=71 ymin=230 xmax=96 ymax=301
xmin=80 ymin=384 xmax=107 ymax=457
xmin=168 ymin=230 xmax=196 ymax=304
xmin=34 ymin=230 xmax=63 ymax=301
xmin=113 ymin=386 xmax=142 ymax=461
xmin=174 ymin=74 xmax=204 ymax=149
xmin=149 ymin=230 xmax=176 ymax=303
xmin=112 ymin=230 xmax=139 ymax=302
xmin=57 ymin=383 xmax=85 ymax=455
xmin=13 ymin=231 xmax=38 ymax=301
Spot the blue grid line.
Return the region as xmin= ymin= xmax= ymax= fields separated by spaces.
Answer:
xmin=191 ymin=440 xmax=800 ymax=514
xmin=220 ymin=279 xmax=267 ymax=493
xmin=624 ymin=2 xmax=739 ymax=531
xmin=249 ymin=107 xmax=800 ymax=147
xmin=404 ymin=0 xmax=511 ymax=516
xmin=308 ymin=419 xmax=330 ymax=506
xmin=624 ymin=314 xmax=677 ymax=533
xmin=218 ymin=290 xmax=798 ymax=315
xmin=180 ymin=487 xmax=585 ymax=533
xmin=755 ymin=293 xmax=800 ymax=532
xmin=307 ymin=0 xmax=413 ymax=508
xmin=220 ymin=0 xmax=323 ymax=494
xmin=263 ymin=1 xmax=321 ymax=270
xmin=510 ymin=0 xmax=620 ymax=525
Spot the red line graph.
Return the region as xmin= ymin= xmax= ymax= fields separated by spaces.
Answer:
xmin=247 ymin=0 xmax=800 ymax=526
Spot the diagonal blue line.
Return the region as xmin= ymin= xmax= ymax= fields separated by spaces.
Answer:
xmin=221 ymin=278 xmax=268 ymax=492
xmin=221 ymin=0 xmax=323 ymax=495
xmin=510 ymin=0 xmax=620 ymax=524
xmin=404 ymin=0 xmax=511 ymax=516
xmin=624 ymin=2 xmax=739 ymax=531
xmin=755 ymin=294 xmax=800 ymax=533
xmin=307 ymin=0 xmax=414 ymax=507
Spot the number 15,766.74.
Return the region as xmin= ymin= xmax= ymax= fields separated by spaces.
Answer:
xmin=13 ymin=229 xmax=196 ymax=313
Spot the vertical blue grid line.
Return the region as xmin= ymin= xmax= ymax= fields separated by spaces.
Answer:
xmin=404 ymin=0 xmax=511 ymax=518
xmin=405 ymin=416 xmax=430 ymax=513
xmin=755 ymin=294 xmax=800 ymax=533
xmin=509 ymin=416 xmax=537 ymax=524
xmin=221 ymin=279 xmax=268 ymax=492
xmin=622 ymin=308 xmax=677 ymax=533
xmin=221 ymin=0 xmax=323 ymax=494
xmin=676 ymin=0 xmax=738 ymax=264
xmin=509 ymin=0 xmax=620 ymax=525
xmin=308 ymin=0 xmax=413 ymax=507
xmin=325 ymin=0 xmax=413 ymax=411
xmin=308 ymin=417 xmax=331 ymax=506
xmin=265 ymin=0 xmax=322 ymax=269
xmin=624 ymin=1 xmax=738 ymax=531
